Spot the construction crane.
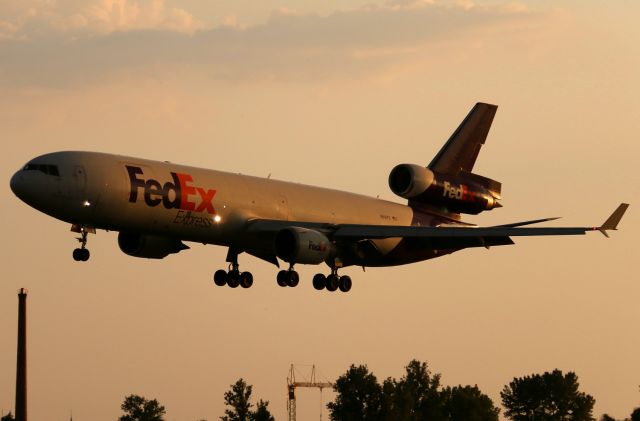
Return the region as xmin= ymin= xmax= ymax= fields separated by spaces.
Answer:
xmin=287 ymin=364 xmax=333 ymax=421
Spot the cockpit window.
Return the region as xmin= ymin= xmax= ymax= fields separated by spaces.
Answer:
xmin=23 ymin=163 xmax=59 ymax=176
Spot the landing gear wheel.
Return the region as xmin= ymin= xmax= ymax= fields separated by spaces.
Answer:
xmin=339 ymin=275 xmax=352 ymax=292
xmin=277 ymin=270 xmax=289 ymax=287
xmin=227 ymin=270 xmax=240 ymax=288
xmin=73 ymin=248 xmax=90 ymax=261
xmin=240 ymin=272 xmax=253 ymax=288
xmin=312 ymin=273 xmax=326 ymax=290
xmin=214 ymin=270 xmax=228 ymax=286
xmin=326 ymin=274 xmax=339 ymax=292
xmin=286 ymin=271 xmax=299 ymax=287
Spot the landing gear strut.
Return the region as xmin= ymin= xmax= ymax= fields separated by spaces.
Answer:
xmin=213 ymin=248 xmax=253 ymax=289
xmin=72 ymin=226 xmax=90 ymax=262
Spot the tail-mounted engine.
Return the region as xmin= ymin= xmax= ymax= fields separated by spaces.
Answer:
xmin=274 ymin=227 xmax=334 ymax=264
xmin=118 ymin=232 xmax=189 ymax=259
xmin=388 ymin=163 xmax=501 ymax=214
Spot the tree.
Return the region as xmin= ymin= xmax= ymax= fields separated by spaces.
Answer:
xmin=328 ymin=360 xmax=500 ymax=421
xmin=632 ymin=408 xmax=640 ymax=421
xmin=220 ymin=378 xmax=274 ymax=421
xmin=327 ymin=364 xmax=383 ymax=421
xmin=385 ymin=360 xmax=444 ymax=421
xmin=1 ymin=413 xmax=15 ymax=421
xmin=441 ymin=385 xmax=500 ymax=421
xmin=501 ymin=369 xmax=595 ymax=421
xmin=221 ymin=379 xmax=252 ymax=421
xmin=599 ymin=415 xmax=617 ymax=421
xmin=119 ymin=394 xmax=166 ymax=421
xmin=251 ymin=400 xmax=275 ymax=421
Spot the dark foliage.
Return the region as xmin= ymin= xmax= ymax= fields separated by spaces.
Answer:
xmin=221 ymin=379 xmax=253 ymax=421
xmin=119 ymin=394 xmax=166 ymax=421
xmin=501 ymin=369 xmax=595 ymax=421
xmin=220 ymin=378 xmax=275 ymax=421
xmin=327 ymin=364 xmax=383 ymax=421
xmin=383 ymin=360 xmax=443 ymax=421
xmin=251 ymin=400 xmax=275 ymax=421
xmin=328 ymin=360 xmax=500 ymax=421
xmin=441 ymin=385 xmax=500 ymax=421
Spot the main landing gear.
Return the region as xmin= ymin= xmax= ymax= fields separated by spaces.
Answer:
xmin=277 ymin=266 xmax=299 ymax=288
xmin=212 ymin=249 xmax=352 ymax=292
xmin=213 ymin=249 xmax=254 ymax=289
xmin=277 ymin=263 xmax=352 ymax=293
xmin=72 ymin=226 xmax=90 ymax=262
xmin=312 ymin=269 xmax=352 ymax=293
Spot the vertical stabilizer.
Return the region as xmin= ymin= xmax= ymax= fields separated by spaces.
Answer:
xmin=428 ymin=103 xmax=497 ymax=175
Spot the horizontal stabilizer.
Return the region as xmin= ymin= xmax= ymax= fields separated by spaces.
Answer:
xmin=459 ymin=171 xmax=502 ymax=197
xmin=493 ymin=217 xmax=560 ymax=228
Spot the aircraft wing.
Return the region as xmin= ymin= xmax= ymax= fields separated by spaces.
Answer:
xmin=335 ymin=203 xmax=628 ymax=239
xmin=247 ymin=204 xmax=628 ymax=241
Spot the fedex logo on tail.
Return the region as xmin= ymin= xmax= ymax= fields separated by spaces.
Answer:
xmin=442 ymin=181 xmax=477 ymax=202
xmin=126 ymin=165 xmax=216 ymax=214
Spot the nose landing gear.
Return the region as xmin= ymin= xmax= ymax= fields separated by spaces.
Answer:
xmin=71 ymin=225 xmax=91 ymax=262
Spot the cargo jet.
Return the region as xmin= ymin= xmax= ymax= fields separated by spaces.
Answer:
xmin=10 ymin=103 xmax=628 ymax=293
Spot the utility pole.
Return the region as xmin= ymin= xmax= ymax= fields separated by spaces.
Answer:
xmin=15 ymin=288 xmax=28 ymax=421
xmin=287 ymin=364 xmax=332 ymax=421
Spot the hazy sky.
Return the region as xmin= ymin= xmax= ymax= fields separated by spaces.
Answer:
xmin=1 ymin=1 xmax=638 ymax=420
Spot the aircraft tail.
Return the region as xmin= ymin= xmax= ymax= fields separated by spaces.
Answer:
xmin=428 ymin=102 xmax=497 ymax=175
xmin=428 ymin=103 xmax=501 ymax=196
xmin=390 ymin=103 xmax=502 ymax=217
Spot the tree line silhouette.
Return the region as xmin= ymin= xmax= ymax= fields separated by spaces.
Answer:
xmin=2 ymin=360 xmax=638 ymax=420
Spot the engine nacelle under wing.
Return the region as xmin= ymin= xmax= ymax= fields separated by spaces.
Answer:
xmin=118 ymin=232 xmax=189 ymax=259
xmin=274 ymin=227 xmax=334 ymax=264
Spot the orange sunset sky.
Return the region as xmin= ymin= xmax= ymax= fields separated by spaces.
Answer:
xmin=1 ymin=1 xmax=638 ymax=420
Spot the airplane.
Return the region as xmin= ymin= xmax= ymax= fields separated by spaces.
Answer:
xmin=9 ymin=103 xmax=628 ymax=293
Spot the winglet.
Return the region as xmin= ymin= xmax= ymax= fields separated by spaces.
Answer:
xmin=598 ymin=203 xmax=629 ymax=237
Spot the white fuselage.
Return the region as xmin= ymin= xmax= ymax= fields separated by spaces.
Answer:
xmin=11 ymin=151 xmax=428 ymax=265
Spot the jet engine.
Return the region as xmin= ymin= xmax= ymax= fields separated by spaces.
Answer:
xmin=274 ymin=227 xmax=334 ymax=264
xmin=118 ymin=232 xmax=189 ymax=259
xmin=388 ymin=164 xmax=436 ymax=199
xmin=388 ymin=163 xmax=501 ymax=214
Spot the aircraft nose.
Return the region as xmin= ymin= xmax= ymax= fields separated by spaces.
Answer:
xmin=10 ymin=171 xmax=25 ymax=199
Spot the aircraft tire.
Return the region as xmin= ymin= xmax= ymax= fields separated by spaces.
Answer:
xmin=228 ymin=270 xmax=240 ymax=288
xmin=326 ymin=274 xmax=339 ymax=292
xmin=240 ymin=272 xmax=253 ymax=288
xmin=312 ymin=273 xmax=326 ymax=290
xmin=214 ymin=269 xmax=228 ymax=286
xmin=73 ymin=248 xmax=90 ymax=261
xmin=339 ymin=276 xmax=352 ymax=292
xmin=277 ymin=270 xmax=289 ymax=287
xmin=287 ymin=271 xmax=299 ymax=287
